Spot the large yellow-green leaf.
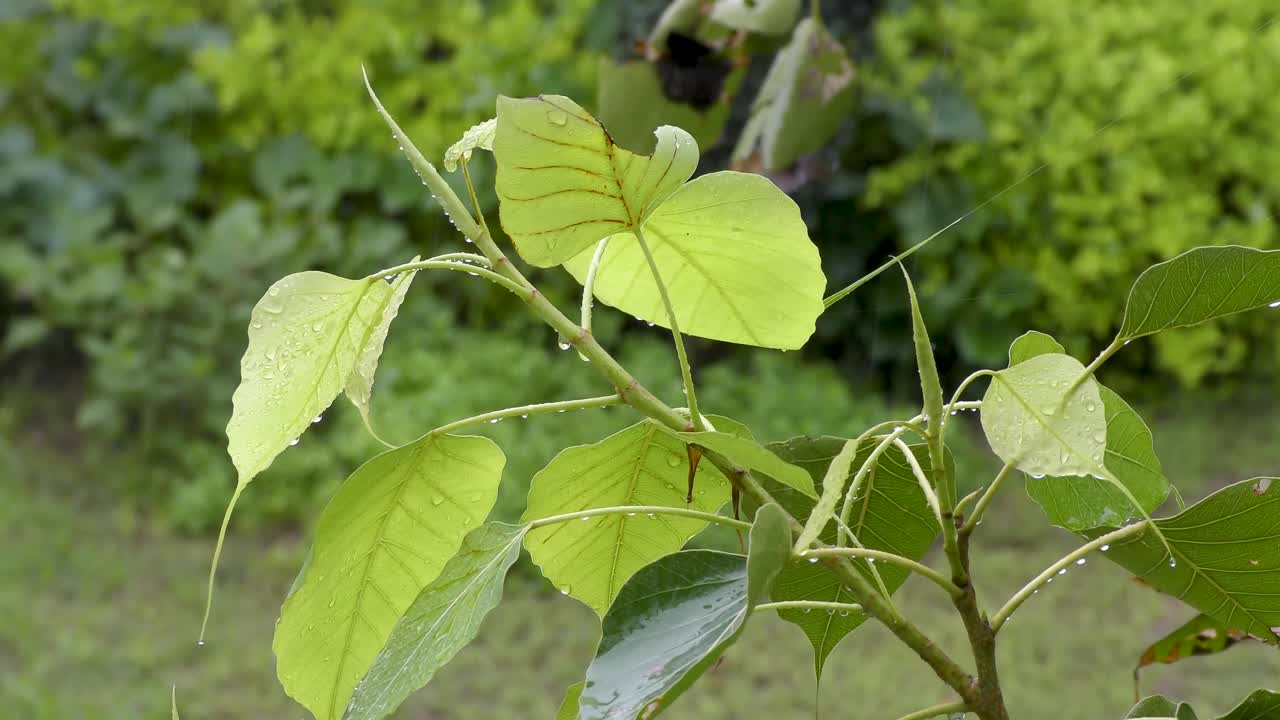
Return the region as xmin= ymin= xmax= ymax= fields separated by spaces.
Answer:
xmin=1006 ymin=334 xmax=1169 ymax=530
xmin=228 ymin=272 xmax=403 ymax=485
xmin=563 ymin=171 xmax=826 ymax=349
xmin=577 ymin=505 xmax=791 ymax=720
xmin=521 ymin=420 xmax=732 ymax=615
xmin=732 ymin=17 xmax=855 ymax=172
xmin=1118 ymin=246 xmax=1280 ymax=342
xmin=493 ymin=94 xmax=697 ymax=267
xmin=980 ymin=353 xmax=1107 ymax=479
xmin=344 ymin=268 xmax=418 ymax=437
xmin=345 ymin=522 xmax=527 ymax=720
xmin=274 ymin=434 xmax=504 ymax=720
xmin=1096 ymin=477 xmax=1280 ymax=643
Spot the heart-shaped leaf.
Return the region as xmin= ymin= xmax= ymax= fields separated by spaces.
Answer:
xmin=576 ymin=504 xmax=791 ymax=719
xmin=494 ymin=95 xmax=697 ymax=267
xmin=274 ymin=434 xmax=504 ymax=720
xmin=1008 ymin=330 xmax=1065 ymax=366
xmin=1119 ymin=245 xmax=1280 ymax=342
xmin=1096 ymin=477 xmax=1280 ymax=643
xmin=980 ymin=353 xmax=1107 ymax=479
xmin=562 ymin=171 xmax=826 ymax=349
xmin=344 ymin=522 xmax=527 ymax=720
xmin=522 ymin=420 xmax=731 ymax=615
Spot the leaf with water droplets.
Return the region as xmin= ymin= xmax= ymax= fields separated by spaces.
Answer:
xmin=229 ymin=272 xmax=404 ymax=486
xmin=1118 ymin=245 xmax=1280 ymax=342
xmin=576 ymin=505 xmax=791 ymax=719
xmin=522 ymin=420 xmax=731 ymax=615
xmin=344 ymin=522 xmax=526 ymax=720
xmin=274 ymin=434 xmax=504 ymax=720
xmin=1094 ymin=477 xmax=1280 ymax=644
xmin=743 ymin=435 xmax=946 ymax=678
xmin=980 ymin=353 xmax=1106 ymax=478
xmin=443 ymin=118 xmax=496 ymax=172
xmin=345 ymin=265 xmax=419 ymax=444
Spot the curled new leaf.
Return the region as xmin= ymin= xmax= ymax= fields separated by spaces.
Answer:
xmin=443 ymin=118 xmax=496 ymax=172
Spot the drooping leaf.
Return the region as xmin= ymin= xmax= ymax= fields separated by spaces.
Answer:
xmin=563 ymin=171 xmax=826 ymax=349
xmin=597 ymin=59 xmax=735 ymax=154
xmin=345 ymin=267 xmax=418 ymax=440
xmin=1127 ymin=696 xmax=1200 ymax=720
xmin=577 ymin=505 xmax=791 ymax=720
xmin=443 ymin=118 xmax=496 ymax=172
xmin=522 ymin=420 xmax=732 ymax=615
xmin=731 ymin=17 xmax=855 ymax=172
xmin=666 ymin=428 xmax=818 ymax=498
xmin=274 ymin=434 xmax=504 ymax=720
xmin=556 ymin=682 xmax=584 ymax=720
xmin=709 ymin=0 xmax=803 ymax=35
xmin=1118 ymin=246 xmax=1280 ymax=342
xmin=1217 ymin=690 xmax=1280 ymax=720
xmin=745 ymin=435 xmax=944 ymax=677
xmin=493 ymin=94 xmax=697 ymax=267
xmin=1005 ymin=334 xmax=1169 ymax=530
xmin=980 ymin=353 xmax=1107 ymax=479
xmin=1096 ymin=477 xmax=1280 ymax=643
xmin=1008 ymin=330 xmax=1065 ymax=366
xmin=344 ymin=522 xmax=527 ymax=720
xmin=1137 ymin=613 xmax=1250 ymax=679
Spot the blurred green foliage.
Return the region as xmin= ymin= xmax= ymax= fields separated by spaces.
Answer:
xmin=864 ymin=1 xmax=1280 ymax=384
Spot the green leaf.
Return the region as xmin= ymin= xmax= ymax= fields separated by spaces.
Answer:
xmin=597 ymin=59 xmax=734 ymax=154
xmin=1218 ymin=690 xmax=1280 ymax=720
xmin=1127 ymin=696 xmax=1200 ymax=720
xmin=731 ymin=17 xmax=855 ymax=172
xmin=274 ymin=434 xmax=504 ymax=720
xmin=555 ymin=683 xmax=584 ymax=720
xmin=344 ymin=522 xmax=527 ymax=720
xmin=1096 ymin=477 xmax=1280 ymax=643
xmin=577 ymin=506 xmax=790 ymax=719
xmin=1137 ymin=613 xmax=1249 ymax=676
xmin=1008 ymin=330 xmax=1065 ymax=366
xmin=746 ymin=435 xmax=943 ymax=676
xmin=521 ymin=421 xmax=732 ymax=615
xmin=1118 ymin=246 xmax=1280 ymax=342
xmin=980 ymin=353 xmax=1107 ymax=478
xmin=563 ymin=171 xmax=826 ymax=349
xmin=1027 ymin=386 xmax=1170 ymax=531
xmin=667 ymin=428 xmax=817 ymax=499
xmin=345 ymin=267 xmax=419 ymax=440
xmin=902 ymin=268 xmax=944 ymax=456
xmin=171 ymin=686 xmax=180 ymax=720
xmin=493 ymin=94 xmax=697 ymax=267
xmin=443 ymin=118 xmax=496 ymax=172
xmin=709 ymin=0 xmax=803 ymax=35
xmin=228 ymin=272 xmax=404 ymax=485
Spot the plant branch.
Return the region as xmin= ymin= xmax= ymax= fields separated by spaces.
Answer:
xmin=633 ymin=225 xmax=704 ymax=430
xmin=1068 ymin=337 xmax=1124 ymax=393
xmin=960 ymin=461 xmax=1016 ymax=533
xmin=895 ymin=702 xmax=969 ymax=720
xmin=755 ymin=600 xmax=862 ymax=614
xmin=527 ymin=505 xmax=751 ymax=532
xmin=580 ymin=238 xmax=610 ymax=334
xmin=370 ymin=258 xmax=525 ymax=295
xmin=427 ymin=395 xmax=623 ymax=437
xmin=837 ymin=426 xmax=909 ymax=547
xmin=991 ymin=521 xmax=1148 ymax=632
xmin=803 ymin=548 xmax=963 ymax=598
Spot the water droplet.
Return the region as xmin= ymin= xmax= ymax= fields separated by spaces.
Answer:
xmin=646 ymin=513 xmax=656 ymax=519
xmin=808 ymin=557 xmax=819 ymax=564
xmin=557 ymin=409 xmax=567 ymax=413
xmin=268 ymin=287 xmax=280 ymax=297
xmin=1123 ymin=339 xmax=1132 ymax=346
xmin=196 ymin=639 xmax=206 ymax=647
xmin=1270 ymin=300 xmax=1280 ymax=309
xmin=312 ymin=415 xmax=323 ymax=424
xmin=826 ymin=609 xmax=835 ymax=615
xmin=1093 ymin=431 xmax=1105 ymax=443
xmin=1100 ymin=544 xmax=1110 ymax=552
xmin=251 ymin=321 xmax=262 ymax=329
xmin=578 ymin=352 xmax=591 ymax=363
xmin=289 ymin=437 xmax=300 ymax=446
xmin=1169 ymin=558 xmax=1177 ymax=568
xmin=520 ymin=414 xmax=528 ymax=419
xmin=383 ymin=275 xmax=394 ymax=282
xmin=839 ymin=610 xmax=850 ymax=617
xmin=581 ymin=516 xmax=592 ymax=522
xmin=431 ymin=495 xmax=444 ymax=506
xmin=1249 ymin=559 xmax=1260 ymax=566
xmin=546 ymin=109 xmax=568 ymax=126
xmin=1046 ymin=577 xmax=1053 ymax=584
xmin=488 ymin=418 xmax=502 ymax=424
xmin=1042 ymin=406 xmax=1056 ymax=416
xmin=627 ymin=512 xmax=637 ymax=517
xmin=1075 ymin=558 xmax=1086 ymax=565
xmin=802 ymin=608 xmax=812 ymax=614
xmin=1057 ymin=568 xmax=1066 ymax=576
xmin=666 ymin=456 xmax=680 ymax=468
xmin=327 ymin=597 xmax=336 ymax=608
xmin=560 ymin=585 xmax=572 ymax=595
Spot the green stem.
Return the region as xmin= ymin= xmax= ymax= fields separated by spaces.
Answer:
xmin=755 ymin=600 xmax=863 ymax=614
xmin=580 ymin=238 xmax=610 ymax=334
xmin=990 ymin=522 xmax=1148 ymax=632
xmin=961 ymin=461 xmax=1016 ymax=532
xmin=895 ymin=702 xmax=969 ymax=720
xmin=369 ymin=259 xmax=525 ymax=296
xmin=427 ymin=395 xmax=623 ymax=437
xmin=199 ymin=483 xmax=243 ymax=643
xmin=460 ymin=162 xmax=491 ymax=236
xmin=803 ymin=548 xmax=963 ymax=598
xmin=633 ymin=225 xmax=704 ymax=430
xmin=528 ymin=505 xmax=750 ymax=532
xmin=1068 ymin=338 xmax=1124 ymax=393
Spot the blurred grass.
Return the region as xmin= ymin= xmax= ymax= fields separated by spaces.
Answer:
xmin=1 ymin=390 xmax=1277 ymax=719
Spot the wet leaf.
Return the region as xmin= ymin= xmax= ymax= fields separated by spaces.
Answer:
xmin=344 ymin=523 xmax=527 ymax=720
xmin=275 ymin=435 xmax=504 ymax=720
xmin=576 ymin=504 xmax=790 ymax=719
xmin=522 ymin=421 xmax=731 ymax=615
xmin=1008 ymin=330 xmax=1065 ymax=366
xmin=443 ymin=118 xmax=496 ymax=172
xmin=1119 ymin=246 xmax=1280 ymax=342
